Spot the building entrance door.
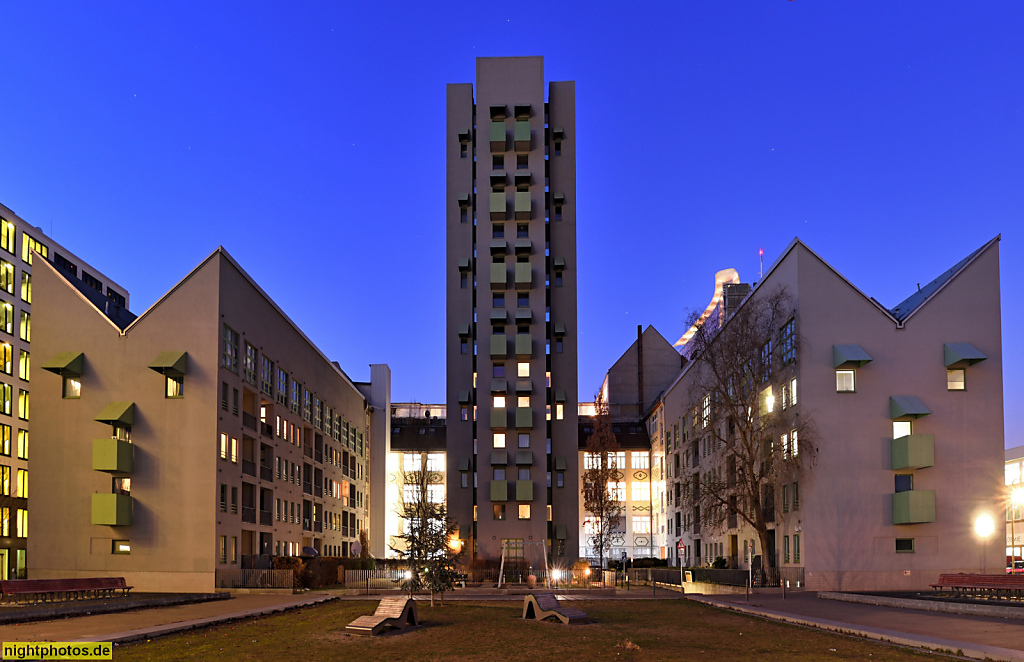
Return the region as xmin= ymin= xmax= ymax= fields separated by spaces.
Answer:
xmin=0 ymin=550 xmax=7 ymax=580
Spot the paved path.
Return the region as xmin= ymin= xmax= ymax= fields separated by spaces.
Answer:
xmin=692 ymin=591 xmax=1024 ymax=661
xmin=0 ymin=593 xmax=334 ymax=644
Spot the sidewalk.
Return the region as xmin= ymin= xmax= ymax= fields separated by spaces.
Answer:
xmin=691 ymin=590 xmax=1024 ymax=661
xmin=0 ymin=593 xmax=335 ymax=644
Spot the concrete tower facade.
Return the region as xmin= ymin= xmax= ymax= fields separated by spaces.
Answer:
xmin=446 ymin=57 xmax=579 ymax=561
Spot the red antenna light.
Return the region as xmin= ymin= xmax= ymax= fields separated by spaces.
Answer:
xmin=759 ymin=247 xmax=764 ymax=280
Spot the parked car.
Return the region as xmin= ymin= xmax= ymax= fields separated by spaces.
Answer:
xmin=1006 ymin=560 xmax=1024 ymax=574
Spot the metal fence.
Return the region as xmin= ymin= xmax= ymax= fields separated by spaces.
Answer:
xmin=345 ymin=567 xmax=412 ymax=590
xmin=216 ymin=569 xmax=293 ymax=589
xmin=628 ymin=566 xmax=806 ymax=588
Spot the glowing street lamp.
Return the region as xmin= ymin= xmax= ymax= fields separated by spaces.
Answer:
xmin=975 ymin=513 xmax=995 ymax=573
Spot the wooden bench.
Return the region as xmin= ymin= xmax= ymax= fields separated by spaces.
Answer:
xmin=522 ymin=592 xmax=590 ymax=625
xmin=345 ymin=597 xmax=419 ymax=636
xmin=0 ymin=577 xmax=133 ymax=604
xmin=931 ymin=573 xmax=1024 ymax=600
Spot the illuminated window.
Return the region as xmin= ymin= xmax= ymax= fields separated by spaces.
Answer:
xmin=427 ymin=485 xmax=444 ymax=503
xmin=555 ymin=403 xmax=564 ymax=420
xmin=518 ymin=395 xmax=530 ymax=408
xmin=632 ymin=516 xmax=651 ymax=534
xmin=790 ymin=377 xmax=798 ymax=405
xmin=230 ymin=437 xmax=237 ymax=463
xmin=13 ymin=429 xmax=23 ymax=458
xmin=426 ymin=453 xmax=444 ymax=472
xmin=63 ymin=377 xmax=81 ymax=399
xmin=19 ymin=272 xmax=30 ymax=303
xmin=16 ymin=508 xmax=27 ymax=538
xmin=493 ymin=504 xmax=506 ymax=520
xmin=17 ymin=389 xmax=27 ymax=421
xmin=166 ymin=375 xmax=183 ymax=398
xmin=493 ymin=395 xmax=506 ymax=408
xmin=517 ymin=362 xmax=530 ymax=378
xmin=15 ymin=348 xmax=25 ymax=379
xmin=893 ymin=421 xmax=912 ymax=439
xmin=583 ymin=452 xmax=600 ymax=470
xmin=631 ymin=452 xmax=649 ymax=469
xmin=16 ymin=468 xmax=27 ymax=498
xmin=609 ymin=452 xmax=626 ymax=469
xmin=608 ymin=481 xmax=625 ymax=501
xmin=0 ymin=304 xmax=11 ymax=335
xmin=219 ymin=536 xmax=227 ymax=564
xmin=21 ymin=232 xmax=48 ymax=264
xmin=494 ymin=433 xmax=506 ymax=448
xmin=0 ymin=220 xmax=14 ymax=256
xmin=947 ymin=369 xmax=965 ymax=391
xmin=0 ymin=424 xmax=8 ymax=456
xmin=702 ymin=395 xmax=711 ymax=427
xmin=18 ymin=311 xmax=29 ymax=342
xmin=632 ymin=481 xmax=650 ymax=502
xmin=836 ymin=370 xmax=855 ymax=392
xmin=0 ymin=261 xmax=11 ymax=295
xmin=403 ymin=453 xmax=422 ymax=472
xmin=583 ymin=516 xmax=599 ymax=535
xmin=219 ymin=433 xmax=228 ymax=459
xmin=518 ymin=504 xmax=531 ymax=520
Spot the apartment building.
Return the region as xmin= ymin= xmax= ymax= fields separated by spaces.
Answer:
xmin=29 ymin=247 xmax=385 ymax=592
xmin=384 ymin=403 xmax=448 ymax=557
xmin=1006 ymin=446 xmax=1024 ymax=566
xmin=0 ymin=202 xmax=129 ymax=580
xmin=446 ymin=57 xmax=579 ymax=561
xmin=662 ymin=237 xmax=1004 ymax=591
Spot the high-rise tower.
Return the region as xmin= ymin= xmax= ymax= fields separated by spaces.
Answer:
xmin=446 ymin=57 xmax=579 ymax=561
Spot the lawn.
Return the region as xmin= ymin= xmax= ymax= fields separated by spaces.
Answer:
xmin=115 ymin=598 xmax=931 ymax=661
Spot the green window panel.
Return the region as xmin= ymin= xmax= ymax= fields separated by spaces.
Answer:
xmin=491 ymin=480 xmax=508 ymax=502
xmin=148 ymin=351 xmax=187 ymax=377
xmin=890 ymin=395 xmax=931 ymax=420
xmin=490 ymin=263 xmax=507 ymax=289
xmin=489 ymin=121 xmax=507 ymax=151
xmin=490 ymin=451 xmax=508 ymax=465
xmin=92 ymin=493 xmax=133 ymax=526
xmin=893 ymin=490 xmax=935 ymax=524
xmin=515 ymin=451 xmax=533 ymax=465
xmin=490 ymin=335 xmax=507 ymax=358
xmin=515 ymin=334 xmax=532 ymax=358
xmin=514 ymin=121 xmax=531 ymax=152
xmin=490 ymin=407 xmax=508 ymax=430
xmin=92 ymin=438 xmax=133 ymax=474
xmin=514 ymin=192 xmax=531 ymax=220
xmin=514 ymin=262 xmax=532 ymax=289
xmin=832 ymin=345 xmax=873 ymax=368
xmin=41 ymin=352 xmax=84 ymax=378
xmin=944 ymin=343 xmax=987 ymax=368
xmin=891 ymin=434 xmax=935 ymax=471
xmin=516 ymin=480 xmax=534 ymax=501
xmin=94 ymin=402 xmax=135 ymax=426
xmin=490 ymin=192 xmax=506 ymax=220
xmin=516 ymin=407 xmax=533 ymax=429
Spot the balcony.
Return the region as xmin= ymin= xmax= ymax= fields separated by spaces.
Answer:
xmin=315 ymin=485 xmax=323 ymax=498
xmin=242 ymin=506 xmax=257 ymax=524
xmin=242 ymin=412 xmax=257 ymax=430
xmin=514 ymin=262 xmax=532 ymax=289
xmin=260 ymin=421 xmax=274 ymax=437
xmin=91 ymin=494 xmax=132 ymax=526
xmin=490 ymin=334 xmax=507 ymax=358
xmin=242 ymin=460 xmax=256 ymax=477
xmin=515 ymin=333 xmax=532 ymax=358
xmin=891 ymin=434 xmax=935 ymax=471
xmin=491 ymin=480 xmax=508 ymax=502
xmin=489 ymin=120 xmax=506 ymax=151
xmin=315 ymin=449 xmax=323 ymax=464
xmin=303 ymin=482 xmax=313 ymax=496
xmin=514 ymin=121 xmax=531 ymax=152
xmin=314 ymin=520 xmax=323 ymax=533
xmin=514 ymin=192 xmax=531 ymax=220
xmin=303 ymin=444 xmax=313 ymax=459
xmin=515 ymin=407 xmax=533 ymax=429
xmin=490 ymin=262 xmax=507 ymax=289
xmin=260 ymin=465 xmax=273 ymax=482
xmin=303 ymin=518 xmax=312 ymax=531
xmin=92 ymin=438 xmax=133 ymax=474
xmin=489 ymin=192 xmax=506 ymax=221
xmin=260 ymin=510 xmax=272 ymax=526
xmin=490 ymin=408 xmax=508 ymax=430
xmin=893 ymin=490 xmax=936 ymax=524
xmin=516 ymin=479 xmax=533 ymax=501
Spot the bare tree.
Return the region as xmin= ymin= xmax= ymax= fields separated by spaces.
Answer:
xmin=390 ymin=467 xmax=464 ymax=605
xmin=680 ymin=286 xmax=816 ymax=572
xmin=581 ymin=394 xmax=624 ymax=572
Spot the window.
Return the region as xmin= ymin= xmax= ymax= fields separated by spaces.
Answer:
xmin=460 ymin=272 xmax=468 ymax=287
xmin=609 ymin=451 xmax=626 ymax=469
xmin=106 ymin=288 xmax=126 ymax=308
xmin=784 ymin=536 xmax=790 ymax=563
xmin=220 ymin=484 xmax=227 ymax=511
xmin=790 ymin=430 xmax=798 ymax=457
xmin=220 ymin=433 xmax=228 ymax=459
xmin=792 ymin=481 xmax=799 ymax=510
xmin=0 ymin=261 xmax=11 ymax=296
xmin=493 ymin=224 xmax=504 ymax=238
xmin=608 ymin=481 xmax=625 ymax=501
xmin=702 ymin=395 xmax=711 ymax=428
xmin=761 ymin=340 xmax=773 ymax=379
xmin=17 ymin=389 xmax=27 ymax=420
xmin=460 ymin=406 xmax=469 ymax=421
xmin=166 ymin=375 xmax=183 ymax=398
xmin=631 ymin=451 xmax=649 ymax=469
xmin=219 ymin=536 xmax=227 ymax=564
xmin=17 ymin=349 xmax=27 ymax=380
xmin=780 ymin=318 xmax=796 ymax=365
xmin=493 ymin=293 xmax=505 ymax=308
xmin=518 ymin=504 xmax=531 ymax=520
xmin=836 ymin=370 xmax=855 ymax=392
xmin=793 ymin=533 xmax=801 ymax=562
xmin=493 ymin=364 xmax=505 ymax=378
xmin=493 ymin=504 xmax=506 ymax=520
xmin=782 ymin=485 xmax=789 ymax=512
xmin=517 ymin=154 xmax=528 ymax=169
xmin=790 ymin=377 xmax=798 ymax=406
xmin=63 ymin=377 xmax=81 ymax=399
xmin=517 ymin=223 xmax=529 ymax=238
xmin=0 ymin=425 xmax=8 ymax=456
xmin=895 ymin=538 xmax=914 ymax=553
xmin=517 ymin=362 xmax=530 ymax=378
xmin=517 ymin=292 xmax=529 ymax=307
xmin=493 ymin=395 xmax=506 ymax=408
xmin=16 ymin=468 xmax=27 ymax=498
xmin=632 ymin=481 xmax=650 ymax=502
xmin=554 ymin=271 xmax=563 ymax=287
xmin=0 ymin=304 xmax=11 ymax=335
xmin=555 ymin=339 xmax=563 ymax=354
xmin=494 ymin=432 xmax=506 ymax=448
xmin=461 ymin=473 xmax=468 ymax=488
xmin=222 ymin=326 xmax=239 ymax=373
xmin=290 ymin=379 xmax=300 ymax=413
xmin=276 ymin=368 xmax=287 ymax=405
xmin=19 ymin=272 xmax=30 ymax=303
xmin=556 ymin=471 xmax=564 ymax=488
xmin=556 ymin=403 xmax=563 ymax=420
xmin=111 ymin=539 xmax=131 ymax=555
xmin=632 ymin=516 xmax=651 ymax=534
xmin=518 ymin=467 xmax=530 ymax=480
xmin=947 ymin=369 xmax=965 ymax=391
xmin=19 ymin=311 xmax=29 ymax=342
xmin=460 ymin=339 xmax=469 ymax=354
xmin=518 ymin=433 xmax=529 ymax=448
xmin=233 ymin=388 xmax=238 ymax=415
xmin=21 ymin=233 xmax=48 ymax=264
xmin=221 ymin=382 xmax=228 ymax=410
xmin=15 ymin=508 xmax=26 ymax=537
xmin=0 ymin=220 xmax=13 ymax=255
xmin=261 ymin=356 xmax=273 ymax=397
xmin=895 ymin=474 xmax=913 ymax=493
xmin=554 ymin=141 xmax=562 ymax=156
xmin=426 ymin=453 xmax=444 ymax=472
xmin=0 ymin=466 xmax=7 ymax=495
xmin=517 ymin=395 xmax=530 ymax=408
xmin=493 ymin=467 xmax=506 ymax=480
xmin=427 ymin=485 xmax=444 ymax=503
xmin=893 ymin=421 xmax=912 ymax=439
xmin=403 ymin=453 xmax=422 ymax=473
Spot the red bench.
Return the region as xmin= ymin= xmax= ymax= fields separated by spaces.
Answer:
xmin=0 ymin=577 xmax=133 ymax=604
xmin=931 ymin=573 xmax=1024 ymax=600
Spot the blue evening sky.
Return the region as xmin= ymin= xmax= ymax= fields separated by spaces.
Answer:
xmin=1 ymin=3 xmax=1021 ymax=445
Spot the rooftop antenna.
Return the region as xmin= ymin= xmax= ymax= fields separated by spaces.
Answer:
xmin=759 ymin=246 xmax=764 ymax=280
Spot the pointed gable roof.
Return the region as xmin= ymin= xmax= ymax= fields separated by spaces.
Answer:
xmin=888 ymin=236 xmax=1000 ymax=322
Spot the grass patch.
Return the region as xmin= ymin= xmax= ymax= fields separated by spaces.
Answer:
xmin=115 ymin=599 xmax=932 ymax=661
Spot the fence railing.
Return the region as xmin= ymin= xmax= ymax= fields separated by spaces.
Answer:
xmin=628 ymin=566 xmax=806 ymax=588
xmin=345 ymin=567 xmax=411 ymax=590
xmin=216 ymin=569 xmax=293 ymax=589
